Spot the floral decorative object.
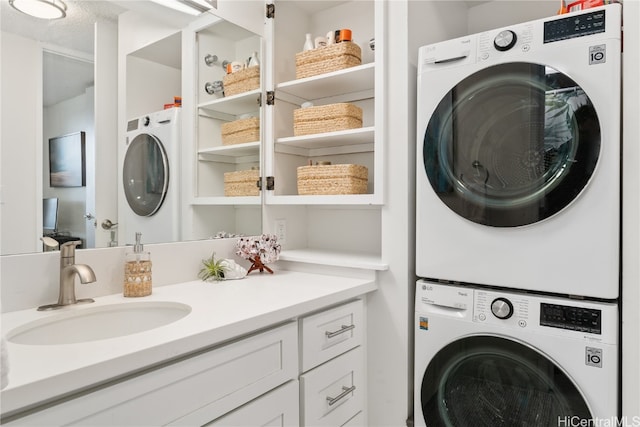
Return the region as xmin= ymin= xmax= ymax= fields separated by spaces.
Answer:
xmin=235 ymin=234 xmax=281 ymax=274
xmin=198 ymin=253 xmax=228 ymax=282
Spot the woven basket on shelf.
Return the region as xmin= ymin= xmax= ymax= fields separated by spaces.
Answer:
xmin=224 ymin=169 xmax=260 ymax=197
xmin=293 ymin=103 xmax=362 ymax=136
xmin=223 ymin=66 xmax=260 ymax=97
xmin=297 ymin=164 xmax=368 ymax=195
xmin=221 ymin=117 xmax=260 ymax=145
xmin=295 ymin=42 xmax=362 ymax=79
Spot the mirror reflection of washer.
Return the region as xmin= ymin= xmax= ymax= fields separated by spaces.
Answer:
xmin=416 ymin=5 xmax=622 ymax=299
xmin=121 ymin=108 xmax=181 ymax=244
xmin=123 ymin=133 xmax=169 ymax=217
xmin=414 ymin=281 xmax=618 ymax=426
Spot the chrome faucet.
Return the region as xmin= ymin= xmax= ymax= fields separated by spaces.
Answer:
xmin=38 ymin=241 xmax=96 ymax=311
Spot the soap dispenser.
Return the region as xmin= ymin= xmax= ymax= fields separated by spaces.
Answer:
xmin=124 ymin=232 xmax=152 ymax=297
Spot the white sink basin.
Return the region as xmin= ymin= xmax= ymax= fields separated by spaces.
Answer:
xmin=7 ymin=302 xmax=192 ymax=345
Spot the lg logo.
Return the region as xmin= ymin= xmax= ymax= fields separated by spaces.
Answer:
xmin=589 ymin=44 xmax=606 ymax=65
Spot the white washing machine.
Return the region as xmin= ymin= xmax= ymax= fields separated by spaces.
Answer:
xmin=416 ymin=5 xmax=621 ymax=299
xmin=121 ymin=108 xmax=181 ymax=245
xmin=414 ymin=280 xmax=618 ymax=426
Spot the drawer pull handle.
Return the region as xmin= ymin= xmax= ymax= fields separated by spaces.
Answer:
xmin=325 ymin=324 xmax=355 ymax=338
xmin=326 ymin=385 xmax=356 ymax=406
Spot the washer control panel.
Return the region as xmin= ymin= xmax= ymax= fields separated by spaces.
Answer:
xmin=475 ymin=291 xmax=530 ymax=328
xmin=540 ymin=303 xmax=602 ymax=334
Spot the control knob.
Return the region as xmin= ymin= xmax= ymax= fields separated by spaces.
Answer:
xmin=494 ymin=30 xmax=517 ymax=51
xmin=143 ymin=116 xmax=151 ymax=126
xmin=491 ymin=297 xmax=514 ymax=319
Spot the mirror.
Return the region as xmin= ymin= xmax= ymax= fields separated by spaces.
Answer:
xmin=0 ymin=0 xmax=264 ymax=255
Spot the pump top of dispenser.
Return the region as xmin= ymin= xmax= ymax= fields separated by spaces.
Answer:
xmin=133 ymin=232 xmax=144 ymax=253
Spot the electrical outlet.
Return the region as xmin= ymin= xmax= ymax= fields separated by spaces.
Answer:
xmin=275 ymin=219 xmax=286 ymax=243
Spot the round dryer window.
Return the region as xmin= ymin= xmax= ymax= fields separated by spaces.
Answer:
xmin=123 ymin=133 xmax=169 ymax=217
xmin=420 ymin=336 xmax=592 ymax=426
xmin=423 ymin=62 xmax=601 ymax=227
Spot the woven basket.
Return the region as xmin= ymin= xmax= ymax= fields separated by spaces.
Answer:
xmin=297 ymin=164 xmax=368 ymax=195
xmin=221 ymin=117 xmax=260 ymax=145
xmin=224 ymin=169 xmax=260 ymax=197
xmin=295 ymin=42 xmax=362 ymax=79
xmin=124 ymin=260 xmax=152 ymax=297
xmin=223 ymin=66 xmax=260 ymax=97
xmin=293 ymin=103 xmax=362 ymax=136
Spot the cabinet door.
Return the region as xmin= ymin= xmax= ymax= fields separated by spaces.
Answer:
xmin=182 ymin=5 xmax=266 ymax=241
xmin=300 ymin=299 xmax=363 ymax=372
xmin=207 ymin=380 xmax=300 ymax=427
xmin=265 ymin=0 xmax=383 ymax=205
xmin=6 ymin=322 xmax=298 ymax=426
xmin=300 ymin=346 xmax=364 ymax=427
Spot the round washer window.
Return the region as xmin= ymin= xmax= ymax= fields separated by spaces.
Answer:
xmin=123 ymin=133 xmax=169 ymax=217
xmin=420 ymin=336 xmax=592 ymax=426
xmin=423 ymin=62 xmax=600 ymax=227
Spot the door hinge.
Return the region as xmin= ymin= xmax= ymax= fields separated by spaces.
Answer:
xmin=266 ymin=176 xmax=275 ymax=191
xmin=266 ymin=3 xmax=275 ymax=19
xmin=266 ymin=91 xmax=275 ymax=106
xmin=257 ymin=177 xmax=262 ymax=191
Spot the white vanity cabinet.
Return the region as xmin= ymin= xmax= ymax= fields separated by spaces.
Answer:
xmin=4 ymin=322 xmax=298 ymax=426
xmin=298 ymin=299 xmax=366 ymax=426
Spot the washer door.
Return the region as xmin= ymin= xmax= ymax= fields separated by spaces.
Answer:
xmin=123 ymin=133 xmax=169 ymax=217
xmin=423 ymin=62 xmax=600 ymax=227
xmin=420 ymin=336 xmax=591 ymax=426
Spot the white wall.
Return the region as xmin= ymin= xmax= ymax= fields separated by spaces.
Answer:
xmin=43 ymin=87 xmax=95 ymax=243
xmin=0 ymin=32 xmax=41 ymax=255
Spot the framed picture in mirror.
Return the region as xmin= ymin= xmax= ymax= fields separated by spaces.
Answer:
xmin=49 ymin=131 xmax=86 ymax=187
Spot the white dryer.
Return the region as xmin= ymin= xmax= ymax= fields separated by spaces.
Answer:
xmin=416 ymin=5 xmax=621 ymax=299
xmin=414 ymin=281 xmax=618 ymax=426
xmin=121 ymin=108 xmax=181 ymax=245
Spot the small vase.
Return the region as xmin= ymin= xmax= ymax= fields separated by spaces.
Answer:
xmin=303 ymin=33 xmax=314 ymax=51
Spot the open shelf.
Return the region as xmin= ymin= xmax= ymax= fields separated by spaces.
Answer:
xmin=279 ymin=248 xmax=388 ymax=271
xmin=276 ymin=63 xmax=375 ymax=101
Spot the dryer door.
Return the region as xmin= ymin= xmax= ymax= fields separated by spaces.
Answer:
xmin=423 ymin=62 xmax=600 ymax=227
xmin=420 ymin=335 xmax=591 ymax=426
xmin=123 ymin=133 xmax=169 ymax=217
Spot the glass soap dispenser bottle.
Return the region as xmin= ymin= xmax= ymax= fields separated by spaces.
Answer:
xmin=124 ymin=232 xmax=152 ymax=297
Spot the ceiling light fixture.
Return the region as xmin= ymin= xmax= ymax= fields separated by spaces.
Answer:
xmin=8 ymin=0 xmax=67 ymax=19
xmin=149 ymin=0 xmax=213 ymax=16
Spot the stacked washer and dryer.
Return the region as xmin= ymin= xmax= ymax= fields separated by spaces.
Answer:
xmin=415 ymin=5 xmax=621 ymax=426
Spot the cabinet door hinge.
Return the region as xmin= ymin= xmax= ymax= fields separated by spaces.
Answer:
xmin=266 ymin=91 xmax=275 ymax=106
xmin=257 ymin=177 xmax=262 ymax=191
xmin=266 ymin=176 xmax=275 ymax=191
xmin=266 ymin=3 xmax=275 ymax=19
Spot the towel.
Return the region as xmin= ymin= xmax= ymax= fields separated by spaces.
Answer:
xmin=1 ymin=335 xmax=9 ymax=390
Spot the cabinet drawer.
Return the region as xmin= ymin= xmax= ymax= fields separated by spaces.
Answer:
xmin=300 ymin=299 xmax=363 ymax=372
xmin=300 ymin=346 xmax=364 ymax=427
xmin=207 ymin=380 xmax=299 ymax=426
xmin=7 ymin=322 xmax=298 ymax=426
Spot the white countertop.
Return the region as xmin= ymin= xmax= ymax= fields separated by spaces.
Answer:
xmin=0 ymin=270 xmax=376 ymax=417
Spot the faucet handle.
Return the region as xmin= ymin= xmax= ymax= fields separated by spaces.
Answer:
xmin=60 ymin=240 xmax=82 ymax=258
